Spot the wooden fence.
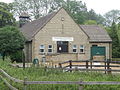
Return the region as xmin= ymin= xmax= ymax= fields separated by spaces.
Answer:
xmin=1 ymin=67 xmax=120 ymax=90
xmin=58 ymin=60 xmax=120 ymax=73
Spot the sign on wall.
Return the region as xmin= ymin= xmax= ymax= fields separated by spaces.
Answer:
xmin=52 ymin=37 xmax=74 ymax=41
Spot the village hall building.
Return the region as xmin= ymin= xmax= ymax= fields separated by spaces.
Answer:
xmin=20 ymin=8 xmax=112 ymax=64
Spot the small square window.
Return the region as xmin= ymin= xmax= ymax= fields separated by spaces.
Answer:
xmin=48 ymin=49 xmax=52 ymax=52
xmin=40 ymin=49 xmax=44 ymax=52
xmin=73 ymin=49 xmax=77 ymax=52
xmin=40 ymin=45 xmax=45 ymax=53
xmin=40 ymin=45 xmax=44 ymax=49
xmin=48 ymin=45 xmax=52 ymax=53
xmin=80 ymin=45 xmax=84 ymax=53
xmin=73 ymin=45 xmax=77 ymax=52
xmin=80 ymin=49 xmax=83 ymax=52
xmin=49 ymin=45 xmax=52 ymax=48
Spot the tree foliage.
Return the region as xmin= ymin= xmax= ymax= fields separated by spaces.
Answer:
xmin=11 ymin=0 xmax=104 ymax=25
xmin=104 ymin=10 xmax=120 ymax=26
xmin=0 ymin=2 xmax=15 ymax=28
xmin=63 ymin=0 xmax=88 ymax=24
xmin=10 ymin=50 xmax=25 ymax=63
xmin=11 ymin=0 xmax=64 ymax=19
xmin=108 ymin=21 xmax=120 ymax=58
xmin=0 ymin=26 xmax=25 ymax=60
xmin=88 ymin=9 xmax=105 ymax=25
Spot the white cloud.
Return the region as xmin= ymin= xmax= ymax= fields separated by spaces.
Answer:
xmin=81 ymin=0 xmax=120 ymax=15
xmin=0 ymin=0 xmax=13 ymax=3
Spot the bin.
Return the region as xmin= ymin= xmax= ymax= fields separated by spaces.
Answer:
xmin=33 ymin=58 xmax=39 ymax=65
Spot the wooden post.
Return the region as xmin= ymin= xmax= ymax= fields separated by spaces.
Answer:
xmin=90 ymin=60 xmax=92 ymax=69
xmin=59 ymin=63 xmax=62 ymax=68
xmin=105 ymin=60 xmax=107 ymax=74
xmin=79 ymin=79 xmax=83 ymax=90
xmin=24 ymin=77 xmax=27 ymax=90
xmin=108 ymin=68 xmax=112 ymax=74
xmin=10 ymin=79 xmax=12 ymax=89
xmin=107 ymin=59 xmax=112 ymax=74
xmin=52 ymin=61 xmax=54 ymax=68
xmin=44 ymin=66 xmax=47 ymax=72
xmin=86 ymin=60 xmax=88 ymax=69
xmin=22 ymin=49 xmax=25 ymax=70
xmin=107 ymin=59 xmax=110 ymax=74
xmin=69 ymin=60 xmax=72 ymax=72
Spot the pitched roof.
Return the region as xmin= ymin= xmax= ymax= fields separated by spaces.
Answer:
xmin=20 ymin=12 xmax=56 ymax=41
xmin=80 ymin=25 xmax=112 ymax=42
xmin=20 ymin=8 xmax=112 ymax=43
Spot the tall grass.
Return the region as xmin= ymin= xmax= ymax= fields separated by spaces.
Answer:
xmin=0 ymin=60 xmax=120 ymax=90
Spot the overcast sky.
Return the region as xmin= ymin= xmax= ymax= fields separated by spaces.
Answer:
xmin=0 ymin=0 xmax=120 ymax=15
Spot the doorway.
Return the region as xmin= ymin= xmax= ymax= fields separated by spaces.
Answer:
xmin=91 ymin=46 xmax=106 ymax=60
xmin=57 ymin=41 xmax=68 ymax=53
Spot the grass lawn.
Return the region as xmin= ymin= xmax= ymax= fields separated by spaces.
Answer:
xmin=0 ymin=60 xmax=120 ymax=90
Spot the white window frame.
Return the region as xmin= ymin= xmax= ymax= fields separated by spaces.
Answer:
xmin=80 ymin=45 xmax=84 ymax=53
xmin=39 ymin=45 xmax=45 ymax=53
xmin=48 ymin=45 xmax=52 ymax=53
xmin=73 ymin=45 xmax=77 ymax=53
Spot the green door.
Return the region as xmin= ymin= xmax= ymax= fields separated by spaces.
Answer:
xmin=91 ymin=46 xmax=106 ymax=59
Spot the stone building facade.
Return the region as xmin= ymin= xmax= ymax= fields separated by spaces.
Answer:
xmin=20 ymin=8 xmax=112 ymax=64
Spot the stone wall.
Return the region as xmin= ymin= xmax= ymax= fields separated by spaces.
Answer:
xmin=30 ymin=8 xmax=111 ymax=64
xmin=32 ymin=8 xmax=89 ymax=62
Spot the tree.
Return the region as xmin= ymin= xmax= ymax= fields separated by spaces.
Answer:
xmin=87 ymin=9 xmax=97 ymax=20
xmin=10 ymin=0 xmax=64 ymax=19
xmin=117 ymin=22 xmax=120 ymax=45
xmin=109 ymin=21 xmax=120 ymax=58
xmin=87 ymin=9 xmax=105 ymax=25
xmin=0 ymin=26 xmax=25 ymax=60
xmin=63 ymin=0 xmax=88 ymax=24
xmin=0 ymin=2 xmax=15 ymax=28
xmin=11 ymin=0 xmax=105 ymax=25
xmin=10 ymin=50 xmax=25 ymax=63
xmin=104 ymin=10 xmax=120 ymax=26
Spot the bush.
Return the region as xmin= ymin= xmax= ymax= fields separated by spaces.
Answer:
xmin=10 ymin=50 xmax=25 ymax=63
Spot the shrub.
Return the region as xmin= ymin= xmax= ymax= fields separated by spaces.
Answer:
xmin=10 ymin=50 xmax=25 ymax=63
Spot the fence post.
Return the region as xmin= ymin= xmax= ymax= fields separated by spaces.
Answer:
xmin=79 ymin=79 xmax=83 ymax=90
xmin=9 ymin=79 xmax=12 ymax=90
xmin=86 ymin=60 xmax=88 ymax=69
xmin=69 ymin=60 xmax=72 ymax=72
xmin=59 ymin=63 xmax=62 ymax=68
xmin=105 ymin=60 xmax=107 ymax=74
xmin=107 ymin=59 xmax=111 ymax=74
xmin=107 ymin=59 xmax=110 ymax=73
xmin=24 ymin=77 xmax=27 ymax=90
xmin=90 ymin=60 xmax=92 ymax=69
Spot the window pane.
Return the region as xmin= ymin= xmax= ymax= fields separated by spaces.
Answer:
xmin=73 ymin=49 xmax=76 ymax=52
xmin=40 ymin=49 xmax=44 ymax=52
xmin=40 ymin=45 xmax=44 ymax=49
xmin=48 ymin=49 xmax=52 ymax=52
xmin=80 ymin=49 xmax=83 ymax=53
xmin=80 ymin=45 xmax=84 ymax=49
xmin=73 ymin=45 xmax=77 ymax=49
xmin=80 ymin=45 xmax=84 ymax=53
xmin=48 ymin=45 xmax=52 ymax=48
